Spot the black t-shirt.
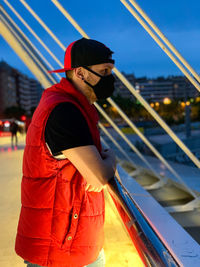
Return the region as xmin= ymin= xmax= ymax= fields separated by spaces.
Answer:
xmin=45 ymin=102 xmax=94 ymax=156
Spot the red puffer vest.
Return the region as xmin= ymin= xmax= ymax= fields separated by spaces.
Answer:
xmin=15 ymin=78 xmax=105 ymax=267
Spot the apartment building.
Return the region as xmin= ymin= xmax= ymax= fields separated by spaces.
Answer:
xmin=0 ymin=61 xmax=43 ymax=116
xmin=114 ymin=73 xmax=199 ymax=102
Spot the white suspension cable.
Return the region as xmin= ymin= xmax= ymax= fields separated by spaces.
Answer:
xmin=0 ymin=9 xmax=53 ymax=88
xmin=19 ymin=0 xmax=155 ymax=171
xmin=2 ymin=3 xmax=138 ymax=173
xmin=99 ymin=122 xmax=137 ymax=167
xmin=107 ymin=98 xmax=178 ymax=178
xmin=19 ymin=0 xmax=66 ymax=51
xmin=120 ymin=0 xmax=200 ymax=93
xmin=5 ymin=1 xmax=198 ymax=196
xmin=1 ymin=8 xmax=56 ymax=85
xmin=4 ymin=0 xmax=63 ymax=71
xmin=107 ymin=98 xmax=197 ymax=198
xmin=96 ymin=103 xmax=165 ymax=180
xmin=97 ymin=103 xmax=197 ymax=199
xmin=51 ymin=0 xmax=89 ymax=39
xmin=128 ymin=0 xmax=200 ymax=84
xmin=100 ymin=136 xmax=109 ymax=149
xmin=113 ymin=68 xmax=200 ymax=169
xmin=50 ymin=0 xmax=200 ymax=170
xmin=3 ymin=0 xmax=61 ymax=81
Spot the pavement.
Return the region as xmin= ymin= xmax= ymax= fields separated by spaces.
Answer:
xmin=0 ymin=134 xmax=143 ymax=267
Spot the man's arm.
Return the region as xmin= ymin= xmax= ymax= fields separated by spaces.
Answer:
xmin=62 ymin=145 xmax=116 ymax=191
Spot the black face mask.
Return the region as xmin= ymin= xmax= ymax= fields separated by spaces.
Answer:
xmin=83 ymin=66 xmax=115 ymax=100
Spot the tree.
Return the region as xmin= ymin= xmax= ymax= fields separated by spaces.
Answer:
xmin=4 ymin=106 xmax=25 ymax=119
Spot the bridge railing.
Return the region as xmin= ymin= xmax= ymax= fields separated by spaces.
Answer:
xmin=108 ymin=165 xmax=200 ymax=266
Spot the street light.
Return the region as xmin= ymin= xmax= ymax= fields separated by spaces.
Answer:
xmin=150 ymin=103 xmax=154 ymax=108
xmin=163 ymin=97 xmax=171 ymax=105
xmin=186 ymin=101 xmax=190 ymax=106
xmin=181 ymin=102 xmax=186 ymax=108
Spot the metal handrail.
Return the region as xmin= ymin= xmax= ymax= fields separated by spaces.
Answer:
xmin=108 ymin=175 xmax=178 ymax=266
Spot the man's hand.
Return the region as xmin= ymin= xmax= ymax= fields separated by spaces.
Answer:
xmin=84 ymin=148 xmax=115 ymax=192
xmin=101 ymin=148 xmax=116 ymax=162
xmin=101 ymin=148 xmax=116 ymax=182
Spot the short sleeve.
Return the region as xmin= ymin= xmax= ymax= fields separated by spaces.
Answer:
xmin=45 ymin=102 xmax=94 ymax=155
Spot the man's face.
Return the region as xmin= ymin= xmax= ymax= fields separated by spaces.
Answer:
xmin=82 ymin=62 xmax=114 ymax=102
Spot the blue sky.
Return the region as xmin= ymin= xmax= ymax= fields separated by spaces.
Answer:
xmin=1 ymin=0 xmax=200 ymax=79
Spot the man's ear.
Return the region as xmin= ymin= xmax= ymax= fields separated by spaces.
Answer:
xmin=74 ymin=67 xmax=85 ymax=81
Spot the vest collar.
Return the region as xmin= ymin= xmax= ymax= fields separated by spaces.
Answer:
xmin=51 ymin=78 xmax=99 ymax=125
xmin=57 ymin=78 xmax=90 ymax=105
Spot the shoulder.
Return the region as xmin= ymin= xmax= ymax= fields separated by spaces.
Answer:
xmin=49 ymin=102 xmax=83 ymax=119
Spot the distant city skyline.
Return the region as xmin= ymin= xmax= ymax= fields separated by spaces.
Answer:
xmin=2 ymin=60 xmax=199 ymax=109
xmin=0 ymin=61 xmax=43 ymax=116
xmin=1 ymin=0 xmax=200 ymax=80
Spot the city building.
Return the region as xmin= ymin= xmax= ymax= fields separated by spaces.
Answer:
xmin=114 ymin=73 xmax=136 ymax=99
xmin=114 ymin=73 xmax=199 ymax=102
xmin=0 ymin=61 xmax=43 ymax=116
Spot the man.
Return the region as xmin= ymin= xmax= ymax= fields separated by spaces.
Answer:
xmin=15 ymin=38 xmax=116 ymax=267
xmin=10 ymin=119 xmax=18 ymax=148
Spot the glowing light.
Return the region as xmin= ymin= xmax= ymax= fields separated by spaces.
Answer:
xmin=111 ymin=106 xmax=117 ymax=113
xmin=4 ymin=121 xmax=10 ymax=127
xmin=186 ymin=101 xmax=190 ymax=106
xmin=155 ymin=102 xmax=160 ymax=107
xmin=181 ymin=102 xmax=186 ymax=108
xmin=150 ymin=103 xmax=154 ymax=108
xmin=21 ymin=115 xmax=26 ymax=121
xmin=103 ymin=104 xmax=107 ymax=108
xmin=163 ymin=98 xmax=171 ymax=105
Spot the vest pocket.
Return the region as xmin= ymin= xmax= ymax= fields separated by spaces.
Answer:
xmin=61 ymin=204 xmax=81 ymax=251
